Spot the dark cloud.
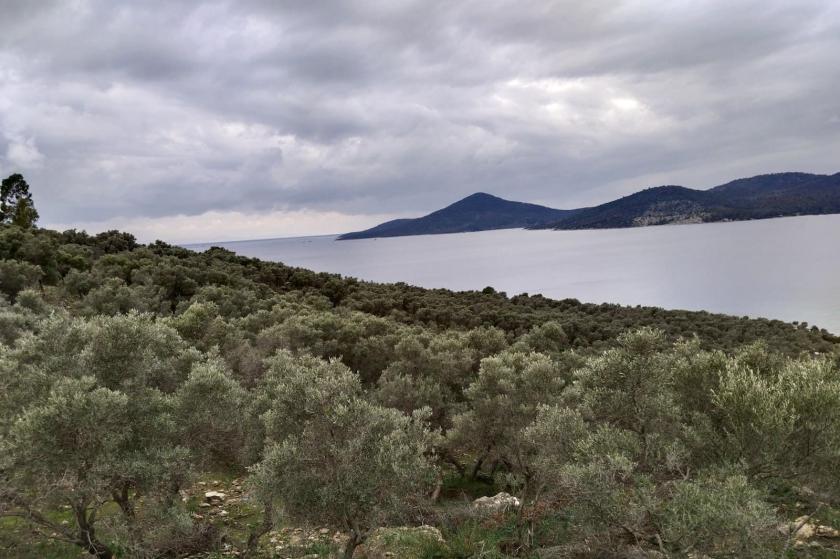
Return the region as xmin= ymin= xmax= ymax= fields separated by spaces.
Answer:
xmin=1 ymin=0 xmax=839 ymax=239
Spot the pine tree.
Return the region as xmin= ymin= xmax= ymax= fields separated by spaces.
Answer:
xmin=1 ymin=173 xmax=39 ymax=227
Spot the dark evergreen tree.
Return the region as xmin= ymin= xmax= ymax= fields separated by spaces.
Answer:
xmin=1 ymin=173 xmax=39 ymax=228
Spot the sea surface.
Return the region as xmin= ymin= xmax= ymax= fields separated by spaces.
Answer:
xmin=186 ymin=214 xmax=840 ymax=333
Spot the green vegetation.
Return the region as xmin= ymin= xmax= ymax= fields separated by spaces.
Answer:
xmin=1 ymin=177 xmax=840 ymax=557
xmin=1 ymin=174 xmax=39 ymax=229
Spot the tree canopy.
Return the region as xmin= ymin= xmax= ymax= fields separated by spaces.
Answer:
xmin=0 ymin=174 xmax=39 ymax=228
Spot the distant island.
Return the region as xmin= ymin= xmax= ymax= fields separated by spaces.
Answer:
xmin=338 ymin=171 xmax=840 ymax=239
xmin=337 ymin=192 xmax=580 ymax=240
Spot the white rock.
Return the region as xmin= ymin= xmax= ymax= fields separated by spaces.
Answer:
xmin=472 ymin=492 xmax=521 ymax=512
xmin=204 ymin=490 xmax=226 ymax=503
xmin=816 ymin=525 xmax=840 ymax=538
xmin=777 ymin=515 xmax=840 ymax=541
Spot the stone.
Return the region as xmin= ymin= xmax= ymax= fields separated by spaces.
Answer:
xmin=204 ymin=490 xmax=226 ymax=504
xmin=816 ymin=525 xmax=840 ymax=538
xmin=793 ymin=521 xmax=816 ymax=540
xmin=472 ymin=492 xmax=521 ymax=512
xmin=778 ymin=515 xmax=840 ymax=541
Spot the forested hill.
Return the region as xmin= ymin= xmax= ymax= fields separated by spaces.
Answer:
xmin=338 ymin=192 xmax=577 ymax=239
xmin=1 ymin=224 xmax=836 ymax=356
xmin=3 ymin=223 xmax=840 ymax=558
xmin=339 ymin=171 xmax=840 ymax=239
xmin=537 ymin=171 xmax=840 ymax=230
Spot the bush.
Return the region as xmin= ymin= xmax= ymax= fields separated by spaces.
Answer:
xmin=659 ymin=468 xmax=779 ymax=557
xmin=0 ymin=259 xmax=42 ymax=300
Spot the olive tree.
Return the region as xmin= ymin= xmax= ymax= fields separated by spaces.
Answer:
xmin=248 ymin=352 xmax=438 ymax=558
xmin=238 ymin=350 xmax=367 ymax=549
xmin=708 ymin=356 xmax=840 ymax=487
xmin=0 ymin=289 xmax=44 ymax=346
xmin=658 ymin=468 xmax=779 ymax=557
xmin=257 ymin=350 xmax=363 ymax=444
xmin=512 ymin=320 xmax=569 ymax=356
xmin=0 ymin=259 xmax=42 ymax=300
xmin=450 ymin=350 xmax=567 ymax=480
xmin=174 ymin=355 xmax=248 ymax=469
xmin=0 ymin=312 xmax=203 ymax=557
xmin=514 ymin=405 xmax=589 ymax=548
xmin=1 ymin=377 xmax=131 ymax=557
xmin=566 ymin=328 xmax=685 ymax=472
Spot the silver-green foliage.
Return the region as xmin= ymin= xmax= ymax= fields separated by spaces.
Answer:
xmin=0 ymin=312 xmax=223 ymax=557
xmin=659 ymin=468 xmax=779 ymax=557
xmin=450 ymin=350 xmax=567 ymax=469
xmin=248 ymin=351 xmax=439 ymax=557
xmin=709 ymin=355 xmax=840 ymax=487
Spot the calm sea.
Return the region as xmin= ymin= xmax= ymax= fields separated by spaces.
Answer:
xmin=186 ymin=214 xmax=840 ymax=333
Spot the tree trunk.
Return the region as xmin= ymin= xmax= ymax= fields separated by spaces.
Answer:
xmin=112 ymin=484 xmax=134 ymax=520
xmin=515 ymin=478 xmax=531 ymax=552
xmin=73 ymin=505 xmax=113 ymax=559
xmin=431 ymin=472 xmax=443 ymax=503
xmin=343 ymin=529 xmax=364 ymax=559
xmin=470 ymin=449 xmax=489 ymax=480
xmin=163 ymin=479 xmax=181 ymax=509
xmin=246 ymin=501 xmax=274 ymax=553
xmin=439 ymin=448 xmax=466 ymax=477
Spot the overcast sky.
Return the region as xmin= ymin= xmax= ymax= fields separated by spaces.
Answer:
xmin=1 ymin=0 xmax=839 ymax=242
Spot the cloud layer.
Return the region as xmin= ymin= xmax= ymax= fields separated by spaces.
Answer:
xmin=1 ymin=0 xmax=839 ymax=241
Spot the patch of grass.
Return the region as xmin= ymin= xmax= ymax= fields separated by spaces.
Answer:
xmin=1 ymin=508 xmax=80 ymax=558
xmin=438 ymin=518 xmax=516 ymax=559
xmin=1 ymin=517 xmax=80 ymax=559
xmin=0 ymin=539 xmax=81 ymax=559
xmin=373 ymin=528 xmax=446 ymax=559
xmin=532 ymin=512 xmax=572 ymax=549
xmin=303 ymin=539 xmax=338 ymax=557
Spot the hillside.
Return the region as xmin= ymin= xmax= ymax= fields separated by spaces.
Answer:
xmin=338 ymin=192 xmax=577 ymax=239
xmin=537 ymin=171 xmax=840 ymax=230
xmin=3 ymin=223 xmax=840 ymax=558
xmin=340 ymin=172 xmax=840 ymax=239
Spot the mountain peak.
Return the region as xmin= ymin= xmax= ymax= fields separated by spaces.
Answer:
xmin=338 ymin=192 xmax=572 ymax=240
xmin=461 ymin=192 xmax=500 ymax=200
xmin=443 ymin=192 xmax=511 ymax=212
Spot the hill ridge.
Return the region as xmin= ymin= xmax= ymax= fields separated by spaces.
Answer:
xmin=338 ymin=171 xmax=840 ymax=239
xmin=337 ymin=192 xmax=577 ymax=240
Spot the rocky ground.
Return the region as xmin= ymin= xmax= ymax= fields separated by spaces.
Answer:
xmin=183 ymin=479 xmax=840 ymax=558
xmin=3 ymin=476 xmax=840 ymax=558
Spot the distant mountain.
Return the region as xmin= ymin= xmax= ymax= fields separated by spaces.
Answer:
xmin=536 ymin=172 xmax=840 ymax=230
xmin=338 ymin=172 xmax=840 ymax=240
xmin=338 ymin=192 xmax=578 ymax=240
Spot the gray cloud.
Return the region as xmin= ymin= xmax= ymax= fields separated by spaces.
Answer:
xmin=1 ymin=0 xmax=839 ymax=236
